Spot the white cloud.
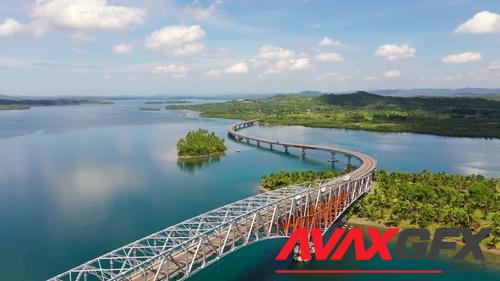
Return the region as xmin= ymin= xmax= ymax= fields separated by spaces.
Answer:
xmin=365 ymin=75 xmax=379 ymax=81
xmin=374 ymin=44 xmax=416 ymax=60
xmin=455 ymin=11 xmax=500 ymax=34
xmin=112 ymin=43 xmax=133 ymax=54
xmin=30 ymin=19 xmax=50 ymax=36
xmin=261 ymin=68 xmax=281 ymax=76
xmin=315 ymin=52 xmax=344 ymax=62
xmin=383 ymin=69 xmax=401 ymax=78
xmin=69 ymin=31 xmax=94 ymax=43
xmin=489 ymin=60 xmax=500 ymax=70
xmin=256 ymin=45 xmax=311 ymax=72
xmin=257 ymin=45 xmax=296 ymax=60
xmin=72 ymin=47 xmax=86 ymax=54
xmin=286 ymin=58 xmax=311 ymax=70
xmin=204 ymin=69 xmax=222 ymax=77
xmin=183 ymin=0 xmax=223 ymax=21
xmin=151 ymin=65 xmax=188 ymax=78
xmin=145 ymin=25 xmax=205 ymax=56
xmin=0 ymin=18 xmax=23 ymax=36
xmin=224 ymin=62 xmax=248 ymax=74
xmin=442 ymin=52 xmax=482 ymax=63
xmin=32 ymin=0 xmax=146 ymax=31
xmin=318 ymin=36 xmax=342 ymax=47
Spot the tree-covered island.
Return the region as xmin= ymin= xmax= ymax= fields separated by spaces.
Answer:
xmin=177 ymin=129 xmax=227 ymax=159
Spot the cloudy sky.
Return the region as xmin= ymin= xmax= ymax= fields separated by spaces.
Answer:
xmin=0 ymin=0 xmax=499 ymax=96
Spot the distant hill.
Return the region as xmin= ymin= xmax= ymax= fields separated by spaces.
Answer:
xmin=297 ymin=91 xmax=324 ymax=97
xmin=373 ymin=88 xmax=500 ymax=97
xmin=318 ymin=91 xmax=500 ymax=111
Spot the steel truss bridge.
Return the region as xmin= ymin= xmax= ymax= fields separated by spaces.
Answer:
xmin=49 ymin=120 xmax=377 ymax=281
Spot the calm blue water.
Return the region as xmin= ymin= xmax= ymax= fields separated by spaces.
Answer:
xmin=0 ymin=100 xmax=498 ymax=280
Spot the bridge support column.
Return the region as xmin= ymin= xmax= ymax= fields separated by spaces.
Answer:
xmin=330 ymin=152 xmax=336 ymax=167
xmin=301 ymin=148 xmax=306 ymax=157
xmin=246 ymin=138 xmax=249 ymax=144
xmin=270 ymin=143 xmax=273 ymax=150
xmin=257 ymin=141 xmax=260 ymax=147
xmin=346 ymin=155 xmax=352 ymax=166
xmin=284 ymin=146 xmax=289 ymax=153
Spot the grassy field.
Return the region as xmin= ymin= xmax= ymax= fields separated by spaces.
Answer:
xmin=169 ymin=92 xmax=500 ymax=138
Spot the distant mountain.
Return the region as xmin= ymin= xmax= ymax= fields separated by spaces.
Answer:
xmin=297 ymin=91 xmax=325 ymax=97
xmin=373 ymin=88 xmax=500 ymax=97
xmin=318 ymin=91 xmax=500 ymax=110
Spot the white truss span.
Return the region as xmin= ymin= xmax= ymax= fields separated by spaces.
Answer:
xmin=48 ymin=120 xmax=377 ymax=281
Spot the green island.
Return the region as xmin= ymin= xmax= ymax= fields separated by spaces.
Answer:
xmin=177 ymin=129 xmax=227 ymax=159
xmin=169 ymin=91 xmax=500 ymax=138
xmin=259 ymin=169 xmax=499 ymax=249
xmin=139 ymin=107 xmax=162 ymax=111
xmin=0 ymin=98 xmax=112 ymax=110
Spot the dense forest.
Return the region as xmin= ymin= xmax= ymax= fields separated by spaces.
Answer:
xmin=261 ymin=170 xmax=347 ymax=190
xmin=259 ymin=169 xmax=499 ymax=248
xmin=177 ymin=129 xmax=227 ymax=158
xmin=169 ymin=92 xmax=500 ymax=138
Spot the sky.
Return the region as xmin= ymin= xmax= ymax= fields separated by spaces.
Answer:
xmin=0 ymin=0 xmax=499 ymax=96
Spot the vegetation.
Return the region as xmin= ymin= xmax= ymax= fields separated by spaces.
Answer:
xmin=0 ymin=98 xmax=112 ymax=110
xmin=177 ymin=129 xmax=227 ymax=158
xmin=169 ymin=91 xmax=500 ymax=138
xmin=139 ymin=107 xmax=161 ymax=111
xmin=259 ymin=169 xmax=499 ymax=248
xmin=260 ymin=166 xmax=356 ymax=190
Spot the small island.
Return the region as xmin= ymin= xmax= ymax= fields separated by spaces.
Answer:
xmin=177 ymin=129 xmax=227 ymax=159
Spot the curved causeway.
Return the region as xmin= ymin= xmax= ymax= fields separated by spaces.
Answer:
xmin=228 ymin=119 xmax=377 ymax=184
xmin=49 ymin=120 xmax=377 ymax=281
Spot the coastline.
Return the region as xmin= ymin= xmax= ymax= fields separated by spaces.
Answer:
xmin=177 ymin=151 xmax=225 ymax=160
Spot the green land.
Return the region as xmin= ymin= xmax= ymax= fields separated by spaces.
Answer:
xmin=259 ymin=170 xmax=500 ymax=249
xmin=139 ymin=107 xmax=162 ymax=111
xmin=169 ymin=91 xmax=500 ymax=138
xmin=177 ymin=129 xmax=227 ymax=158
xmin=0 ymin=98 xmax=112 ymax=110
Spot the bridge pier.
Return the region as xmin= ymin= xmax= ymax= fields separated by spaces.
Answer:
xmin=284 ymin=145 xmax=289 ymax=153
xmin=257 ymin=141 xmax=260 ymax=147
xmin=270 ymin=143 xmax=273 ymax=150
xmin=346 ymin=155 xmax=352 ymax=165
xmin=246 ymin=138 xmax=249 ymax=144
xmin=301 ymin=148 xmax=306 ymax=157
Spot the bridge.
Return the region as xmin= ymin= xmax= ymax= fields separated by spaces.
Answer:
xmin=48 ymin=120 xmax=377 ymax=281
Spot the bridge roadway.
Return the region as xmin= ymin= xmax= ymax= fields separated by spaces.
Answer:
xmin=48 ymin=120 xmax=377 ymax=281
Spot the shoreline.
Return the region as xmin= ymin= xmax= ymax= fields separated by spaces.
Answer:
xmin=177 ymin=151 xmax=225 ymax=160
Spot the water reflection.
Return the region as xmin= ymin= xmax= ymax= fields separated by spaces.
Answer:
xmin=177 ymin=155 xmax=224 ymax=173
